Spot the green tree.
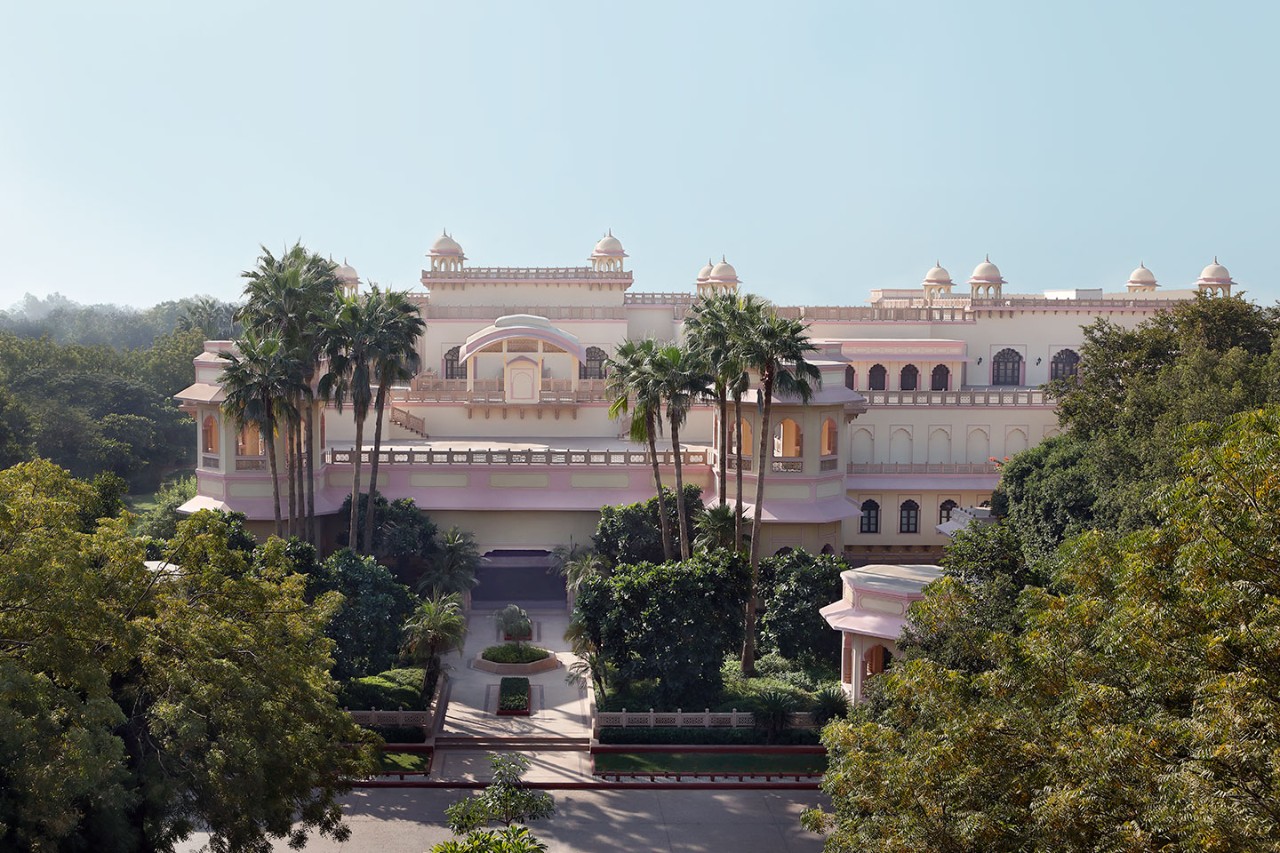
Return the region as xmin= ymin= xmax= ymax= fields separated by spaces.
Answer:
xmin=574 ymin=550 xmax=749 ymax=707
xmin=693 ymin=502 xmax=748 ymax=553
xmin=652 ymin=343 xmax=712 ymax=560
xmin=134 ymin=475 xmax=198 ymax=540
xmin=591 ymin=485 xmax=704 ymax=568
xmin=606 ymin=338 xmax=674 ymax=560
xmin=308 ymin=548 xmax=417 ymax=680
xmin=220 ymin=332 xmax=301 ymax=538
xmin=442 ymin=753 xmax=555 ymax=837
xmin=419 ymin=526 xmax=482 ymax=596
xmin=736 ymin=305 xmax=820 ymax=676
xmin=362 ymin=287 xmax=426 ymax=551
xmin=401 ymin=592 xmax=468 ymax=699
xmin=684 ymin=291 xmax=741 ymax=510
xmin=758 ymin=549 xmax=846 ymax=665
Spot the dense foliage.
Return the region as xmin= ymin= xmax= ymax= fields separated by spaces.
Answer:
xmin=574 ymin=550 xmax=749 ymax=707
xmin=0 ymin=461 xmax=375 ymax=851
xmin=482 ymin=644 xmax=550 ymax=664
xmin=591 ymin=485 xmax=704 ymax=567
xmin=758 ymin=550 xmax=847 ymax=665
xmin=0 ymin=292 xmax=239 ymax=348
xmin=809 ymin=406 xmax=1280 ymax=849
xmin=0 ymin=329 xmax=203 ymax=489
xmin=498 ymin=677 xmax=531 ymax=712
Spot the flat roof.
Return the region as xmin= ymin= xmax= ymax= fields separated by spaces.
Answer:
xmin=842 ymin=563 xmax=943 ymax=596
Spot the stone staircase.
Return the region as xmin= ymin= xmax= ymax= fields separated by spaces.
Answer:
xmin=390 ymin=406 xmax=428 ymax=438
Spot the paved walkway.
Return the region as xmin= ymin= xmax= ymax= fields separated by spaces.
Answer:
xmin=433 ymin=606 xmax=595 ymax=783
xmin=179 ymin=788 xmax=830 ymax=852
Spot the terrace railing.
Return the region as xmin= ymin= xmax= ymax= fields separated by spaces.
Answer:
xmin=862 ymin=388 xmax=1048 ymax=406
xmin=596 ymin=708 xmax=818 ymax=729
xmin=326 ymin=446 xmax=709 ymax=467
xmin=847 ymin=462 xmax=1001 ymax=475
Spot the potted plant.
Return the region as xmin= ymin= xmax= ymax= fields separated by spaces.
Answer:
xmin=494 ymin=604 xmax=532 ymax=644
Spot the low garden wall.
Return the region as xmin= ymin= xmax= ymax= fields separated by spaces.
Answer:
xmin=347 ymin=671 xmax=448 ymax=736
xmin=596 ymin=709 xmax=817 ymax=730
xmin=472 ymin=651 xmax=559 ymax=675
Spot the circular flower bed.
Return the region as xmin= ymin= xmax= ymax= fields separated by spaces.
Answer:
xmin=473 ymin=642 xmax=559 ymax=675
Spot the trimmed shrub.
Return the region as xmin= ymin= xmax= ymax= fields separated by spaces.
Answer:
xmin=482 ymin=643 xmax=551 ymax=664
xmin=494 ymin=604 xmax=532 ymax=642
xmin=339 ymin=667 xmax=428 ymax=711
xmin=597 ymin=727 xmax=821 ymax=746
xmin=811 ymin=684 xmax=851 ymax=725
xmin=499 ymin=676 xmax=531 ymax=711
xmin=370 ymin=725 xmax=428 ymax=744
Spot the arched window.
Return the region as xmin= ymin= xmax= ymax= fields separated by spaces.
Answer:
xmin=860 ymin=499 xmax=880 ymax=534
xmin=732 ymin=419 xmax=754 ymax=456
xmin=939 ymin=499 xmax=958 ymax=524
xmin=844 ymin=365 xmax=856 ymax=390
xmin=774 ymin=546 xmax=794 ymax=557
xmin=237 ymin=424 xmax=264 ymax=457
xmin=821 ymin=418 xmax=838 ymax=456
xmin=579 ymin=346 xmax=607 ymax=380
xmin=820 ymin=543 xmax=835 ymax=555
xmin=991 ymin=348 xmax=1022 ymax=386
xmin=774 ymin=418 xmax=802 ymax=457
xmin=900 ymin=364 xmax=919 ymax=391
xmin=201 ymin=415 xmax=219 ymax=453
xmin=899 ymin=499 xmax=920 ymax=534
xmin=931 ymin=364 xmax=950 ymax=391
xmin=1050 ymin=348 xmax=1081 ymax=381
xmin=868 ymin=364 xmax=887 ymax=391
xmin=864 ymin=644 xmax=892 ymax=678
xmin=443 ymin=346 xmax=463 ymax=380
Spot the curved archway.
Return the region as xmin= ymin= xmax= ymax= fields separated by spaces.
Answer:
xmin=732 ymin=419 xmax=754 ymax=456
xmin=859 ymin=499 xmax=880 ymax=534
xmin=844 ymin=365 xmax=856 ymax=390
xmin=1050 ymin=348 xmax=1081 ymax=381
xmin=774 ymin=418 xmax=802 ymax=458
xmin=931 ymin=364 xmax=950 ymax=391
xmin=992 ymin=348 xmax=1023 ymax=386
xmin=579 ymin=345 xmax=607 ymax=380
xmin=821 ymin=418 xmax=838 ymax=456
xmin=939 ymin=499 xmax=958 ymax=524
xmin=820 ymin=543 xmax=835 ymax=555
xmin=774 ymin=546 xmax=794 ymax=557
xmin=443 ymin=345 xmax=462 ymax=379
xmin=863 ymin=644 xmax=892 ymax=677
xmin=900 ymin=364 xmax=919 ymax=391
xmin=868 ymin=364 xmax=887 ymax=391
xmin=201 ymin=415 xmax=219 ymax=454
xmin=899 ymin=499 xmax=920 ymax=534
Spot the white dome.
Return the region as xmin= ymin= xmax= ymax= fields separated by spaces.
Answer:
xmin=696 ymin=260 xmax=713 ymax=282
xmin=592 ymin=231 xmax=626 ymax=257
xmin=1128 ymin=263 xmax=1157 ymax=286
xmin=334 ymin=260 xmax=358 ymax=282
xmin=1198 ymin=258 xmax=1232 ymax=284
xmin=923 ymin=263 xmax=952 ymax=285
xmin=969 ymin=256 xmax=1005 ymax=284
xmin=430 ymin=231 xmax=464 ymax=256
xmin=707 ymin=259 xmax=739 ymax=283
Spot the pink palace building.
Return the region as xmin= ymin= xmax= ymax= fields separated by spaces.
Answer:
xmin=177 ymin=233 xmax=1233 ymax=574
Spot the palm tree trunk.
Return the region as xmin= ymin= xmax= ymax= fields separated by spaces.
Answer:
xmin=364 ymin=380 xmax=389 ymax=554
xmin=671 ymin=419 xmax=690 ymax=560
xmin=742 ymin=370 xmax=775 ymax=677
xmin=304 ymin=396 xmax=317 ymax=546
xmin=717 ymin=389 xmax=728 ymax=507
xmin=293 ymin=401 xmax=305 ymax=539
xmin=646 ymin=414 xmax=673 ymax=562
xmin=285 ymin=415 xmax=297 ymax=539
xmin=350 ymin=415 xmax=365 ymax=553
xmin=265 ymin=409 xmax=283 ymax=539
xmin=733 ymin=392 xmax=745 ymax=551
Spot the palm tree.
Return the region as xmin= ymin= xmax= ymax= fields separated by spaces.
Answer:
xmin=694 ymin=503 xmax=749 ymax=553
xmin=319 ymin=292 xmax=381 ymax=552
xmin=652 ymin=343 xmax=712 ymax=560
xmin=238 ymin=244 xmax=340 ymax=544
xmin=684 ymin=292 xmax=739 ymax=509
xmin=401 ymin=592 xmax=468 ymax=699
xmin=219 ymin=332 xmax=302 ymax=538
xmin=418 ymin=526 xmax=483 ymax=597
xmin=737 ymin=307 xmax=821 ymax=676
xmin=726 ymin=294 xmax=765 ymax=550
xmin=363 ymin=288 xmax=426 ymax=552
xmin=606 ymin=339 xmax=674 ymax=561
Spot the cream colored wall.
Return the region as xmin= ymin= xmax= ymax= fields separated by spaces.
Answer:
xmin=848 ymin=405 xmax=1060 ymax=465
xmin=425 ymin=282 xmax=628 ymax=308
xmin=427 ymin=509 xmax=599 ymax=552
xmin=323 ymin=405 xmax=626 ymax=442
xmin=627 ymin=306 xmax=682 ymax=342
xmin=843 ymin=488 xmax=994 ymax=551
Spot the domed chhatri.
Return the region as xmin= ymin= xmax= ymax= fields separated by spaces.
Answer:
xmin=968 ymin=255 xmax=1004 ymax=299
xmin=1127 ymin=263 xmax=1158 ymax=292
xmin=1196 ymin=257 xmax=1234 ymax=296
xmin=707 ymin=257 xmax=739 ymax=285
xmin=696 ymin=259 xmax=714 ymax=284
xmin=334 ymin=259 xmax=359 ymax=282
xmin=923 ymin=263 xmax=953 ymax=286
xmin=428 ymin=230 xmax=466 ymax=272
xmin=589 ymin=229 xmax=627 ymax=272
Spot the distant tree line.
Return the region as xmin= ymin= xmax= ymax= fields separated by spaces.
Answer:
xmin=0 ymin=292 xmax=239 ymax=348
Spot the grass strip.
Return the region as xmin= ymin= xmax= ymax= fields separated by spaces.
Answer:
xmin=594 ymin=751 xmax=825 ymax=775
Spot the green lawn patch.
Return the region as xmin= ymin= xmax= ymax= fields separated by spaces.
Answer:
xmin=378 ymin=751 xmax=431 ymax=773
xmin=482 ymin=643 xmax=551 ymax=664
xmin=594 ymin=751 xmax=825 ymax=775
xmin=339 ymin=667 xmax=428 ymax=711
xmin=498 ymin=676 xmax=530 ymax=713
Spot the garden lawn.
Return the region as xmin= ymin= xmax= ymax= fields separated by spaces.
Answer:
xmin=594 ymin=752 xmax=825 ymax=775
xmin=378 ymin=751 xmax=431 ymax=773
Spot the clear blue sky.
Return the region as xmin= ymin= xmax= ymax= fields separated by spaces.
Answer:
xmin=2 ymin=1 xmax=1277 ymax=308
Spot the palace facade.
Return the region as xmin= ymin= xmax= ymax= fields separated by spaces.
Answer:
xmin=177 ymin=232 xmax=1233 ymax=563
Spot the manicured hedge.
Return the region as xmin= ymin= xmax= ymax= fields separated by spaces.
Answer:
xmin=597 ymin=726 xmax=821 ymax=746
xmin=499 ymin=676 xmax=531 ymax=711
xmin=371 ymin=725 xmax=428 ymax=744
xmin=339 ymin=667 xmax=427 ymax=711
xmin=482 ymin=643 xmax=551 ymax=664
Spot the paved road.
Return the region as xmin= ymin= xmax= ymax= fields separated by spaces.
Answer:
xmin=179 ymin=787 xmax=830 ymax=852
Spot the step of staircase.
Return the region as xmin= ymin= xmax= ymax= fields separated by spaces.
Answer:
xmin=434 ymin=736 xmax=590 ymax=752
